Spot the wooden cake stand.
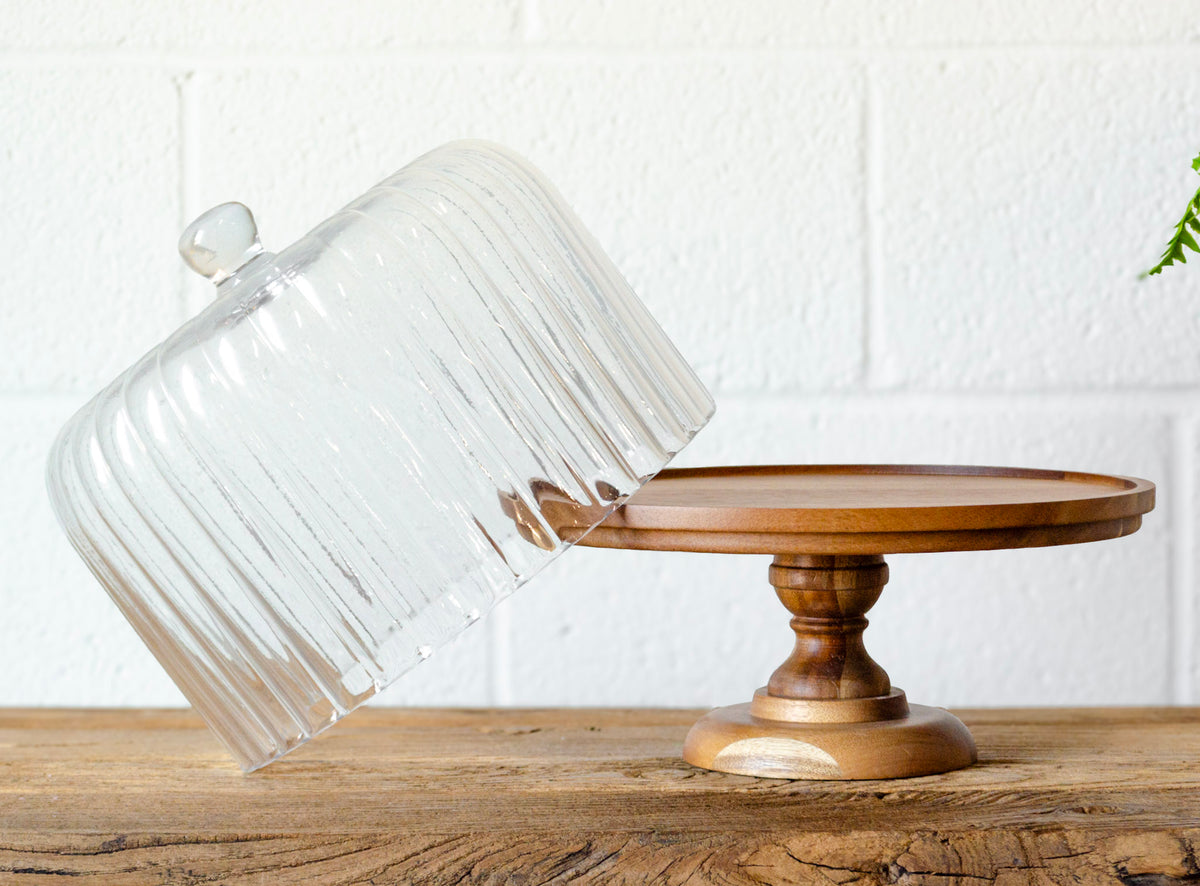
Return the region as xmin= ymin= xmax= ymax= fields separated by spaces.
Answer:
xmin=559 ymin=465 xmax=1155 ymax=781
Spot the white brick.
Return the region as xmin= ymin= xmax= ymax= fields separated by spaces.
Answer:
xmin=502 ymin=546 xmax=784 ymax=706
xmin=3 ymin=2 xmax=1191 ymax=718
xmin=0 ymin=398 xmax=186 ymax=705
xmin=0 ymin=68 xmax=183 ymax=392
xmin=536 ymin=0 xmax=1200 ymax=47
xmin=676 ymin=396 xmax=1168 ymax=477
xmin=505 ymin=398 xmax=1170 ymax=707
xmin=188 ymin=60 xmax=865 ymax=391
xmin=372 ymin=621 xmax=494 ymax=707
xmin=0 ymin=1 xmax=519 ymax=50
xmin=877 ymin=57 xmax=1200 ymax=389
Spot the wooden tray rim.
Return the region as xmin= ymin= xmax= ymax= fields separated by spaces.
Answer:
xmin=588 ymin=463 xmax=1155 ymax=537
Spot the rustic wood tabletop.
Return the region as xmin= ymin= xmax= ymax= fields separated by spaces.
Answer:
xmin=2 ymin=706 xmax=1198 ymax=884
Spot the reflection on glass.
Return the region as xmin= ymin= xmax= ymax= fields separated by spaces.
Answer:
xmin=46 ymin=140 xmax=714 ymax=770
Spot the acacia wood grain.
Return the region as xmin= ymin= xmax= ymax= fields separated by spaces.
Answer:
xmin=2 ymin=707 xmax=1199 ymax=884
xmin=562 ymin=466 xmax=1156 ymax=783
xmin=767 ymin=554 xmax=891 ymax=700
xmin=567 ymin=465 xmax=1155 ymax=554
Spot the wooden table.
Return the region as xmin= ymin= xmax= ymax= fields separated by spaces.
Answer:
xmin=2 ymin=707 xmax=1198 ymax=884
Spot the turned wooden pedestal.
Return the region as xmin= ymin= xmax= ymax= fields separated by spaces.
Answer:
xmin=681 ymin=553 xmax=976 ymax=779
xmin=565 ymin=465 xmax=1155 ymax=781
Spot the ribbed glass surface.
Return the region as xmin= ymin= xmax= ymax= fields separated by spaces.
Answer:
xmin=46 ymin=141 xmax=714 ymax=771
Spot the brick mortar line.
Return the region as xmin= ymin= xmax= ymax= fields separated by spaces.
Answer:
xmin=1171 ymin=415 xmax=1196 ymax=703
xmin=174 ymin=70 xmax=195 ymax=325
xmin=11 ymin=389 xmax=1200 ymax=410
xmin=489 ymin=599 xmax=513 ymax=706
xmin=709 ymin=392 xmax=1200 ymax=411
xmin=3 ymin=44 xmax=1200 ymax=67
xmin=862 ymin=63 xmax=884 ymax=389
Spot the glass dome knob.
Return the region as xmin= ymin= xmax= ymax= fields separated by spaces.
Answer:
xmin=178 ymin=202 xmax=265 ymax=286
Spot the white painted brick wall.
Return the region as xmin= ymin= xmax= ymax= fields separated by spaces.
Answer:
xmin=1 ymin=2 xmax=1195 ymax=714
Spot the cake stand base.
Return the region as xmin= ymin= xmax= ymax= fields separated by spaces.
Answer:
xmin=683 ymin=689 xmax=977 ymax=780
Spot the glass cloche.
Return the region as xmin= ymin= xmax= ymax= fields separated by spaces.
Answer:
xmin=46 ymin=140 xmax=714 ymax=770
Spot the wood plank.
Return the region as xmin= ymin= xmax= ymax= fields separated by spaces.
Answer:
xmin=2 ymin=707 xmax=1199 ymax=884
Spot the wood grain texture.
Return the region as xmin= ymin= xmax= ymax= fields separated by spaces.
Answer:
xmin=567 ymin=465 xmax=1155 ymax=554
xmin=767 ymin=554 xmax=891 ymax=700
xmin=2 ymin=707 xmax=1199 ymax=884
xmin=681 ymin=554 xmax=977 ymax=779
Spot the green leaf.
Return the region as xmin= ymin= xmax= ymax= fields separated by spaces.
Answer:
xmin=1144 ymin=153 xmax=1200 ymax=277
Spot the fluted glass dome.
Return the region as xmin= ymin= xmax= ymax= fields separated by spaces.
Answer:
xmin=46 ymin=140 xmax=714 ymax=770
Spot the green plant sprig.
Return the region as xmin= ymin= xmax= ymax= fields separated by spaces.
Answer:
xmin=1145 ymin=153 xmax=1200 ymax=277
